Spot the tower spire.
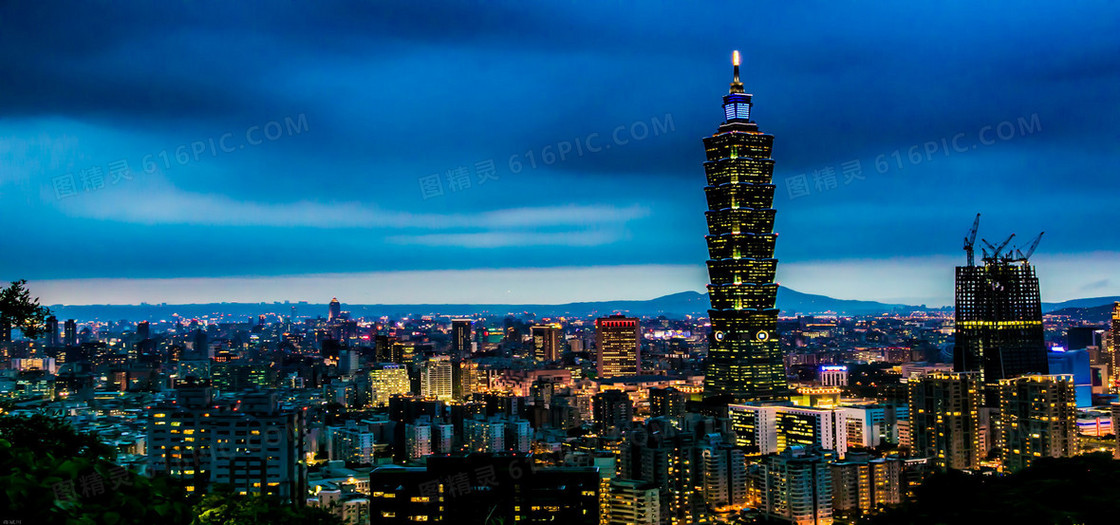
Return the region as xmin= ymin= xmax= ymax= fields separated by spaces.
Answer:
xmin=730 ymin=50 xmax=744 ymax=94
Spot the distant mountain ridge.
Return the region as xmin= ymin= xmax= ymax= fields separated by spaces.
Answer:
xmin=47 ymin=287 xmax=923 ymax=321
xmin=45 ymin=289 xmax=1119 ymax=322
xmin=1041 ymin=296 xmax=1120 ymax=312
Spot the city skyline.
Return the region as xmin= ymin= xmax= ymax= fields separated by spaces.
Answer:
xmin=5 ymin=4 xmax=1120 ymax=524
xmin=3 ymin=2 xmax=1119 ymax=308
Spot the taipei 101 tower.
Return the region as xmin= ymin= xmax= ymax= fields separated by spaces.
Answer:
xmin=702 ymin=51 xmax=788 ymax=403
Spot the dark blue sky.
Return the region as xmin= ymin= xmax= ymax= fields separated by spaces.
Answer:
xmin=1 ymin=1 xmax=1117 ymax=306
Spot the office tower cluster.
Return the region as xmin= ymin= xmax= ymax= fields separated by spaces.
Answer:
xmin=896 ymin=215 xmax=1080 ymax=475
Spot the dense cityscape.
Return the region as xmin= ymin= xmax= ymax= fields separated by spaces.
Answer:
xmin=3 ymin=3 xmax=1119 ymax=525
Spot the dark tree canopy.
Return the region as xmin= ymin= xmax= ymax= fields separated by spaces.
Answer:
xmin=0 ymin=279 xmax=52 ymax=339
xmin=862 ymin=453 xmax=1120 ymax=525
xmin=0 ymin=414 xmax=340 ymax=525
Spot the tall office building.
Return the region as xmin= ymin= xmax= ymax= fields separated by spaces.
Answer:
xmin=701 ymin=51 xmax=787 ymax=403
xmin=908 ymin=372 xmax=983 ymax=471
xmin=329 ymin=297 xmax=341 ymax=322
xmin=369 ymin=363 xmax=411 ymax=407
xmin=531 ymin=323 xmax=563 ymax=362
xmin=64 ymin=319 xmax=77 ymax=346
xmin=40 ymin=315 xmax=59 ymax=346
xmin=421 ymin=356 xmax=454 ymax=402
xmin=753 ymin=445 xmax=835 ymax=525
xmin=451 ymin=319 xmax=474 ymax=359
xmin=1109 ymin=302 xmax=1120 ymax=381
xmin=998 ymin=375 xmax=1078 ymax=472
xmin=596 ymin=315 xmax=639 ymax=378
xmin=953 ymin=230 xmax=1048 ymax=382
xmin=728 ymin=404 xmax=848 ymax=458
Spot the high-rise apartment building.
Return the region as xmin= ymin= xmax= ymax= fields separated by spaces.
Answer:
xmin=701 ymin=51 xmax=787 ymax=403
xmin=147 ymin=386 xmax=307 ymax=500
xmin=650 ymin=387 xmax=688 ymax=418
xmin=907 ymin=372 xmax=983 ymax=471
xmin=592 ymin=389 xmax=634 ymax=433
xmin=596 ymin=315 xmax=639 ymax=378
xmin=698 ymin=436 xmax=748 ymax=511
xmin=753 ymin=445 xmax=835 ymax=525
xmin=998 ymin=375 xmax=1078 ymax=472
xmin=617 ymin=421 xmax=704 ymax=524
xmin=831 ymin=455 xmax=902 ymax=518
xmin=607 ymin=479 xmax=660 ymax=525
xmin=1112 ymin=403 xmax=1120 ymax=460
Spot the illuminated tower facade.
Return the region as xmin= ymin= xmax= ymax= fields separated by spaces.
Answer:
xmin=531 ymin=323 xmax=562 ymax=362
xmin=328 ymin=297 xmax=341 ymax=322
xmin=1109 ymin=302 xmax=1120 ymax=383
xmin=596 ymin=315 xmax=639 ymax=378
xmin=452 ymin=319 xmax=474 ymax=359
xmin=953 ymin=239 xmax=1047 ymax=382
xmin=702 ymin=51 xmax=787 ymax=402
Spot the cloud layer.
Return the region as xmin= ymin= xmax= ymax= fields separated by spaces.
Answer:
xmin=2 ymin=1 xmax=1118 ymax=304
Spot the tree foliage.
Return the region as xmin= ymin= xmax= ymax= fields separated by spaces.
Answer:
xmin=0 ymin=414 xmax=195 ymax=525
xmin=193 ymin=488 xmax=340 ymax=525
xmin=0 ymin=414 xmax=340 ymax=525
xmin=0 ymin=413 xmax=115 ymax=460
xmin=0 ymin=279 xmax=52 ymax=339
xmin=862 ymin=453 xmax=1120 ymax=525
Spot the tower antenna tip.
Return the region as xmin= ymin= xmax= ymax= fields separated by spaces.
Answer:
xmin=732 ymin=50 xmax=740 ymax=66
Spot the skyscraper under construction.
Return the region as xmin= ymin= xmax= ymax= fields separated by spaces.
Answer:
xmin=702 ymin=52 xmax=787 ymax=402
xmin=954 ymin=215 xmax=1048 ymax=382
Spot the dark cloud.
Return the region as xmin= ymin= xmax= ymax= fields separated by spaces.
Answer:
xmin=0 ymin=1 xmax=1118 ymax=301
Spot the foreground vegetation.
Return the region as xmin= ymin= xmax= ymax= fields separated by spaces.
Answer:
xmin=0 ymin=414 xmax=339 ymax=525
xmin=863 ymin=453 xmax=1120 ymax=525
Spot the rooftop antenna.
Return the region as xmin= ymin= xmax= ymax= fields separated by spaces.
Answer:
xmin=729 ymin=50 xmax=744 ymax=94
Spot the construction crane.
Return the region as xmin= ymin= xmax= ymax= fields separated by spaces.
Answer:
xmin=981 ymin=233 xmax=1015 ymax=261
xmin=1014 ymin=232 xmax=1044 ymax=261
xmin=963 ymin=213 xmax=981 ymax=266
